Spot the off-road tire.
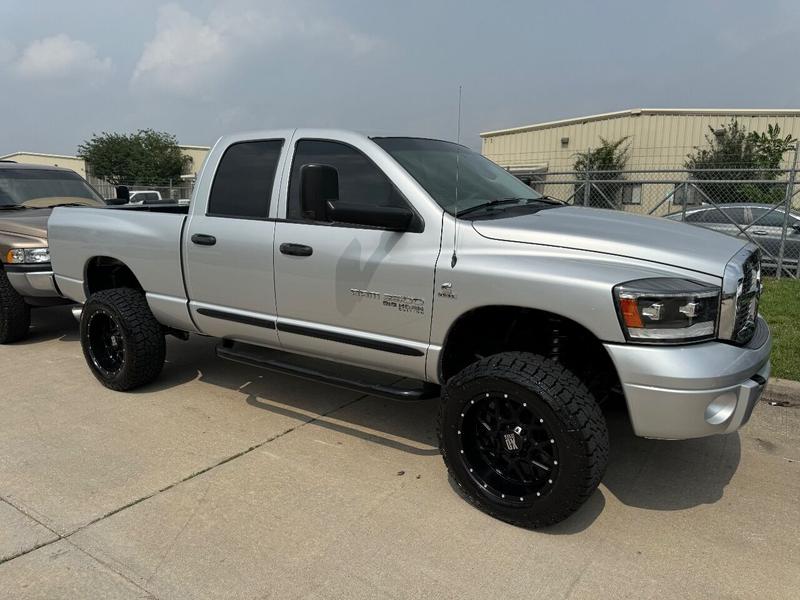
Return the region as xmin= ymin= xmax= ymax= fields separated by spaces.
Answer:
xmin=438 ymin=352 xmax=609 ymax=529
xmin=0 ymin=267 xmax=31 ymax=344
xmin=80 ymin=288 xmax=165 ymax=391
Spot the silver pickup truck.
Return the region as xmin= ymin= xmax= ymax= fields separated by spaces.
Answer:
xmin=48 ymin=129 xmax=771 ymax=528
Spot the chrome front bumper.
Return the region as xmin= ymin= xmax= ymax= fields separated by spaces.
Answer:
xmin=604 ymin=316 xmax=771 ymax=440
xmin=5 ymin=265 xmax=59 ymax=298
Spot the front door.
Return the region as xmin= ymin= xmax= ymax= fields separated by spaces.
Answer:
xmin=273 ymin=138 xmax=440 ymax=379
xmin=184 ymin=138 xmax=286 ymax=346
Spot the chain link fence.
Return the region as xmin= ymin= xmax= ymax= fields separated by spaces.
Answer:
xmin=91 ymin=179 xmax=195 ymax=204
xmin=511 ymin=147 xmax=800 ymax=279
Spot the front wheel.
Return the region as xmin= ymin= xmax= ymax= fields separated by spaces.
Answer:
xmin=438 ymin=352 xmax=609 ymax=528
xmin=80 ymin=288 xmax=165 ymax=391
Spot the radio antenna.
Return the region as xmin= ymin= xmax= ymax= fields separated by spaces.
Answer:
xmin=451 ymin=85 xmax=462 ymax=268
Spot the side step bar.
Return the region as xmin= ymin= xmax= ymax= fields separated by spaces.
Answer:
xmin=216 ymin=341 xmax=439 ymax=402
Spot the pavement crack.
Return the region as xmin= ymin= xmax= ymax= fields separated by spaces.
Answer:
xmin=0 ymin=391 xmax=369 ymax=569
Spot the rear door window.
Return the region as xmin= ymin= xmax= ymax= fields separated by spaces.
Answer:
xmin=686 ymin=207 xmax=747 ymax=225
xmin=208 ymin=140 xmax=284 ymax=219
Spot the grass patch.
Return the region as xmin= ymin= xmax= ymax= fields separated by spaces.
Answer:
xmin=759 ymin=277 xmax=800 ymax=381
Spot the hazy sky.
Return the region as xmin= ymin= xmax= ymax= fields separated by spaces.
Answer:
xmin=1 ymin=0 xmax=798 ymax=155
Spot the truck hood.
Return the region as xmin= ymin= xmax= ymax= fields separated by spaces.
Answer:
xmin=471 ymin=206 xmax=746 ymax=277
xmin=0 ymin=208 xmax=51 ymax=246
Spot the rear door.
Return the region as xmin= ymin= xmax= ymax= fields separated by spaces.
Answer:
xmin=183 ymin=137 xmax=288 ymax=346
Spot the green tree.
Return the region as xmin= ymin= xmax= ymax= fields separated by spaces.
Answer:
xmin=573 ymin=136 xmax=630 ymax=208
xmin=685 ymin=121 xmax=796 ymax=204
xmin=77 ymin=129 xmax=192 ymax=185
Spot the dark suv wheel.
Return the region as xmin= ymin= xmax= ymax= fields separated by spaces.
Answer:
xmin=0 ymin=266 xmax=31 ymax=344
xmin=439 ymin=352 xmax=609 ymax=528
xmin=80 ymin=288 xmax=165 ymax=391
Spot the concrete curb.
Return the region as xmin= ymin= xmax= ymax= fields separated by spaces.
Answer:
xmin=762 ymin=377 xmax=800 ymax=407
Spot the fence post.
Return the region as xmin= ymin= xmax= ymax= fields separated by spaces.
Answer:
xmin=776 ymin=143 xmax=799 ymax=279
xmin=583 ymin=150 xmax=592 ymax=207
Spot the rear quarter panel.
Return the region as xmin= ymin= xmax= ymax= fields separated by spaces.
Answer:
xmin=49 ymin=207 xmax=192 ymax=329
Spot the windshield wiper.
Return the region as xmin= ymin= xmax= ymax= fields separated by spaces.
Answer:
xmin=0 ymin=205 xmax=27 ymax=211
xmin=457 ymin=197 xmax=544 ymax=217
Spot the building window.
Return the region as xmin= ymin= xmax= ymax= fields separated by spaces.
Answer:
xmin=672 ymin=182 xmax=701 ymax=206
xmin=619 ymin=183 xmax=642 ymax=205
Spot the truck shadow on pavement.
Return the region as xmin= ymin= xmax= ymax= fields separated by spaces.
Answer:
xmin=16 ymin=305 xmax=80 ymax=344
xmin=32 ymin=308 xmax=742 ymax=535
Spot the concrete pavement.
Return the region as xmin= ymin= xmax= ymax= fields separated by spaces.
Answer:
xmin=1 ymin=306 xmax=798 ymax=599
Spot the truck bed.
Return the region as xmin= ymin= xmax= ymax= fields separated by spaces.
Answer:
xmin=48 ymin=205 xmax=195 ymax=331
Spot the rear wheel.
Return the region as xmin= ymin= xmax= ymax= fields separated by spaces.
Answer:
xmin=439 ymin=352 xmax=608 ymax=528
xmin=80 ymin=288 xmax=165 ymax=391
xmin=0 ymin=267 xmax=31 ymax=344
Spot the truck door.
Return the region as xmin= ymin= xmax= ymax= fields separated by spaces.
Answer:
xmin=183 ymin=138 xmax=287 ymax=346
xmin=273 ymin=138 xmax=441 ymax=380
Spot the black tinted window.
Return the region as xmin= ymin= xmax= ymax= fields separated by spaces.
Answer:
xmin=686 ymin=207 xmax=747 ymax=224
xmin=750 ymin=208 xmax=789 ymax=227
xmin=288 ymin=140 xmax=405 ymax=221
xmin=208 ymin=140 xmax=283 ymax=219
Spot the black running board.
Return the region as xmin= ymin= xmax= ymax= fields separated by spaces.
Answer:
xmin=216 ymin=341 xmax=439 ymax=401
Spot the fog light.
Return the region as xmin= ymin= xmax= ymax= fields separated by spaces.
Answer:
xmin=704 ymin=392 xmax=737 ymax=425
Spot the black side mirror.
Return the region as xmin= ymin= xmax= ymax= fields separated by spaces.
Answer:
xmin=326 ymin=201 xmax=414 ymax=231
xmin=300 ymin=164 xmax=338 ymax=221
xmin=115 ymin=185 xmax=130 ymax=202
xmin=792 ymin=222 xmax=800 ymax=233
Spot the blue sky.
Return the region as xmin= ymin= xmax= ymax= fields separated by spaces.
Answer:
xmin=1 ymin=0 xmax=798 ymax=154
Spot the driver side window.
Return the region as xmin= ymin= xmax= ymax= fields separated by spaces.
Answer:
xmin=287 ymin=139 xmax=406 ymax=222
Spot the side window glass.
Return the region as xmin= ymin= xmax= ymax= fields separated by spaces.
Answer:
xmin=751 ymin=208 xmax=786 ymax=228
xmin=687 ymin=208 xmax=745 ymax=224
xmin=288 ymin=140 xmax=406 ymax=222
xmin=207 ymin=140 xmax=283 ymax=219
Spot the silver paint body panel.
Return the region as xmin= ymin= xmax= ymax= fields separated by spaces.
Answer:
xmin=48 ymin=128 xmax=772 ymax=440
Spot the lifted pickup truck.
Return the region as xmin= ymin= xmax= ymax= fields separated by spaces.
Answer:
xmin=0 ymin=163 xmax=107 ymax=342
xmin=48 ymin=129 xmax=771 ymax=528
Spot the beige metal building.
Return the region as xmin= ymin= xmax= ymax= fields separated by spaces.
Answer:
xmin=0 ymin=152 xmax=89 ymax=178
xmin=481 ymin=108 xmax=800 ymax=214
xmin=481 ymin=108 xmax=800 ymax=172
xmin=0 ymin=144 xmax=210 ymax=181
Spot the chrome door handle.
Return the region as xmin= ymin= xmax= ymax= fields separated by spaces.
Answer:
xmin=752 ymin=230 xmax=768 ymax=236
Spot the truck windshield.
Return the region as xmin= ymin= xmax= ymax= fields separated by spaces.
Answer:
xmin=373 ymin=137 xmax=544 ymax=216
xmin=0 ymin=169 xmax=105 ymax=208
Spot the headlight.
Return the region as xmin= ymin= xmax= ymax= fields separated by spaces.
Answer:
xmin=614 ymin=278 xmax=720 ymax=344
xmin=5 ymin=247 xmax=50 ymax=264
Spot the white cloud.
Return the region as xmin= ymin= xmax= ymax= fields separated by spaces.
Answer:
xmin=15 ymin=34 xmax=111 ymax=79
xmin=131 ymin=4 xmax=230 ymax=93
xmin=131 ymin=2 xmax=381 ymax=94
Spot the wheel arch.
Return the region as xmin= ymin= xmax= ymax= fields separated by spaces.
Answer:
xmin=84 ymin=256 xmax=144 ymax=297
xmin=438 ymin=304 xmax=622 ymax=401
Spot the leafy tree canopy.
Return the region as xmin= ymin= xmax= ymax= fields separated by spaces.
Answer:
xmin=573 ymin=136 xmax=630 ymax=175
xmin=573 ymin=137 xmax=630 ymax=208
xmin=685 ymin=121 xmax=797 ymax=203
xmin=77 ymin=129 xmax=192 ymax=185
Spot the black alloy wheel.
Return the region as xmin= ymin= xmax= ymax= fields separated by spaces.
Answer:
xmin=439 ymin=352 xmax=609 ymax=528
xmin=86 ymin=309 xmax=126 ymax=377
xmin=459 ymin=391 xmax=559 ymax=504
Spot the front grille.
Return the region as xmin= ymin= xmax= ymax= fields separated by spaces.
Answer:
xmin=732 ymin=250 xmax=761 ymax=345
